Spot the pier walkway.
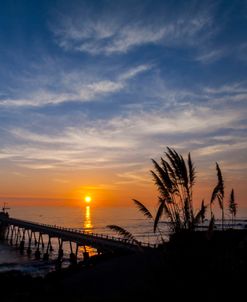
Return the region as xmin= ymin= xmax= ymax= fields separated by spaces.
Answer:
xmin=0 ymin=213 xmax=155 ymax=262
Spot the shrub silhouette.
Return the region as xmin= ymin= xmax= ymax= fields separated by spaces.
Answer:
xmin=108 ymin=147 xmax=236 ymax=242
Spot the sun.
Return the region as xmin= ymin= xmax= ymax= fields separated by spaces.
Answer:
xmin=84 ymin=196 xmax=92 ymax=203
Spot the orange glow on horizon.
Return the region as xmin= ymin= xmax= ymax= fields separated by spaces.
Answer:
xmin=1 ymin=175 xmax=246 ymax=209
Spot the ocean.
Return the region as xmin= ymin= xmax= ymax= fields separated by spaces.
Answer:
xmin=0 ymin=205 xmax=165 ymax=276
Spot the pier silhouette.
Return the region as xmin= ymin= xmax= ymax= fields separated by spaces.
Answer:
xmin=0 ymin=212 xmax=155 ymax=263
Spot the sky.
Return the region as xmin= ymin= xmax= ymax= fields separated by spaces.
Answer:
xmin=0 ymin=0 xmax=246 ymax=209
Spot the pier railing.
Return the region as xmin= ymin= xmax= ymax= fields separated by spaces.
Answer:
xmin=0 ymin=215 xmax=158 ymax=250
xmin=15 ymin=218 xmax=158 ymax=248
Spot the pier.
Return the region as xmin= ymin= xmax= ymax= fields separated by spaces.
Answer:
xmin=0 ymin=212 xmax=155 ymax=263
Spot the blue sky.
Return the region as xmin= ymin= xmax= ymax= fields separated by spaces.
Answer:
xmin=0 ymin=0 xmax=246 ymax=205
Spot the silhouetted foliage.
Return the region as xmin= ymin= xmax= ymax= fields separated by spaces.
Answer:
xmin=229 ymin=189 xmax=237 ymax=225
xmin=106 ymin=225 xmax=139 ymax=244
xmin=194 ymin=200 xmax=207 ymax=225
xmin=108 ymin=147 xmax=236 ymax=243
xmin=150 ymin=147 xmax=205 ymax=233
xmin=133 ymin=199 xmax=153 ymax=220
xmin=210 ymin=163 xmax=225 ymax=229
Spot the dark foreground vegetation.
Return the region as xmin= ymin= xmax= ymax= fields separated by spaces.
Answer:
xmin=0 ymin=229 xmax=247 ymax=302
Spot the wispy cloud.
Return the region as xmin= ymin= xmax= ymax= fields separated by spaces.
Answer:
xmin=1 ymin=104 xmax=245 ymax=172
xmin=202 ymin=82 xmax=247 ymax=105
xmin=51 ymin=2 xmax=214 ymax=55
xmin=194 ymin=141 xmax=247 ymax=157
xmin=0 ymin=64 xmax=151 ymax=107
xmin=196 ymin=48 xmax=226 ymax=63
xmin=119 ymin=65 xmax=151 ymax=81
xmin=52 ymin=178 xmax=70 ymax=184
xmin=204 ymin=82 xmax=247 ymax=94
xmin=116 ymin=169 xmax=150 ymax=186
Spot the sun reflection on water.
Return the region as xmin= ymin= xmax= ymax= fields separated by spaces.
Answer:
xmin=82 ymin=205 xmax=96 ymax=256
xmin=84 ymin=205 xmax=93 ymax=232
